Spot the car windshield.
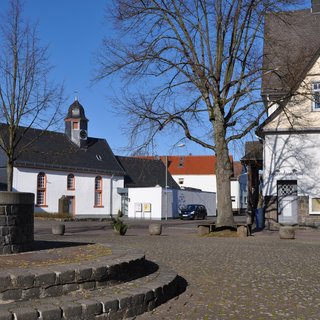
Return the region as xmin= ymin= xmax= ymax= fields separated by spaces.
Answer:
xmin=186 ymin=205 xmax=197 ymax=211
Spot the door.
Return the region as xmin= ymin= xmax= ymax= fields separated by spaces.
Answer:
xmin=66 ymin=196 xmax=75 ymax=215
xmin=277 ymin=180 xmax=298 ymax=224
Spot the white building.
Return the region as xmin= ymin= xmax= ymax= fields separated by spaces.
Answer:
xmin=128 ymin=186 xmax=216 ymax=220
xmin=1 ymin=100 xmax=125 ymax=217
xmin=259 ymin=6 xmax=320 ymax=227
xmin=165 ymin=155 xmax=245 ymax=213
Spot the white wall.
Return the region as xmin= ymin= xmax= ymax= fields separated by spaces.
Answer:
xmin=128 ymin=187 xmax=216 ymax=220
xmin=172 ymin=173 xmax=243 ymax=211
xmin=172 ymin=174 xmax=216 ymax=192
xmin=128 ymin=187 xmax=163 ymax=220
xmin=230 ymin=180 xmax=240 ymax=211
xmin=263 ymin=133 xmax=320 ymax=198
xmin=13 ymin=167 xmax=123 ymax=216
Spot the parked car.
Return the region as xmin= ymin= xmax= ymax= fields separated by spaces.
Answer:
xmin=179 ymin=204 xmax=207 ymax=220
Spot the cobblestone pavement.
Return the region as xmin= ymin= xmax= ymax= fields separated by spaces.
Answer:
xmin=35 ymin=219 xmax=320 ymax=320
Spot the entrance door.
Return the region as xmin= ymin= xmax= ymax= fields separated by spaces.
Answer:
xmin=66 ymin=196 xmax=75 ymax=215
xmin=277 ymin=180 xmax=298 ymax=224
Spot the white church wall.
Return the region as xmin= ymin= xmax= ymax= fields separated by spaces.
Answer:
xmin=13 ymin=167 xmax=123 ymax=216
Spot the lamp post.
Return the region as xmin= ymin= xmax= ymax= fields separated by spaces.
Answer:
xmin=164 ymin=143 xmax=185 ymax=220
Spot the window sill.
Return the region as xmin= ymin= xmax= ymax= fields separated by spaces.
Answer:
xmin=36 ymin=205 xmax=48 ymax=207
xmin=94 ymin=205 xmax=104 ymax=208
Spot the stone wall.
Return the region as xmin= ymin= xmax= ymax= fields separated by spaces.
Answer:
xmin=0 ymin=192 xmax=34 ymax=254
xmin=298 ymin=196 xmax=320 ymax=227
xmin=264 ymin=195 xmax=320 ymax=229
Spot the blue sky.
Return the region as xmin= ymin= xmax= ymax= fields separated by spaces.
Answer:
xmin=3 ymin=1 xmax=308 ymax=159
xmin=0 ymin=0 xmax=213 ymax=157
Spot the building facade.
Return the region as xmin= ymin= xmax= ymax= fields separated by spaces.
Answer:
xmin=259 ymin=7 xmax=320 ymax=228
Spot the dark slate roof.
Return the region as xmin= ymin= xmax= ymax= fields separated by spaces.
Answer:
xmin=241 ymin=141 xmax=263 ymax=163
xmin=65 ymin=100 xmax=88 ymax=121
xmin=116 ymin=156 xmax=180 ymax=189
xmin=0 ymin=124 xmax=125 ymax=175
xmin=262 ymin=9 xmax=320 ymax=99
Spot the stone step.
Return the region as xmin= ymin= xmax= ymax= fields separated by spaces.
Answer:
xmin=0 ymin=262 xmax=179 ymax=320
xmin=0 ymin=245 xmax=147 ymax=304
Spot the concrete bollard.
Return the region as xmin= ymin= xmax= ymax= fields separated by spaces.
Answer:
xmin=149 ymin=223 xmax=162 ymax=235
xmin=279 ymin=225 xmax=295 ymax=239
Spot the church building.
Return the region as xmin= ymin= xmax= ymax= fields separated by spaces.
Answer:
xmin=1 ymin=100 xmax=125 ymax=217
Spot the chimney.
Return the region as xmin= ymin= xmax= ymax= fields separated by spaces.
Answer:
xmin=312 ymin=0 xmax=320 ymax=13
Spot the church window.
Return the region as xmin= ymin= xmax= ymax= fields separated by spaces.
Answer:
xmin=72 ymin=121 xmax=79 ymax=130
xmin=36 ymin=172 xmax=46 ymax=206
xmin=94 ymin=176 xmax=103 ymax=207
xmin=312 ymin=82 xmax=320 ymax=110
xmin=67 ymin=174 xmax=75 ymax=190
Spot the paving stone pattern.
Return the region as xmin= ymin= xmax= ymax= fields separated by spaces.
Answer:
xmin=27 ymin=220 xmax=320 ymax=319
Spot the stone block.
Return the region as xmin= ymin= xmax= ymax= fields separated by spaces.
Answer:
xmin=6 ymin=216 xmax=15 ymax=226
xmin=36 ymin=304 xmax=62 ymax=320
xmin=0 ymin=206 xmax=6 ymax=216
xmin=101 ymin=295 xmax=119 ymax=313
xmin=44 ymin=285 xmax=63 ymax=298
xmin=0 ymin=310 xmax=13 ymax=320
xmin=11 ymin=307 xmax=38 ymax=320
xmin=34 ymin=271 xmax=56 ymax=287
xmin=15 ymin=274 xmax=34 ymax=288
xmin=22 ymin=287 xmax=41 ymax=300
xmin=1 ymin=245 xmax=12 ymax=254
xmin=2 ymin=288 xmax=22 ymax=301
xmin=75 ymin=267 xmax=92 ymax=282
xmin=60 ymin=302 xmax=82 ymax=320
xmin=237 ymin=225 xmax=248 ymax=237
xmin=0 ymin=227 xmax=9 ymax=236
xmin=92 ymin=266 xmax=108 ymax=281
xmin=118 ymin=294 xmax=132 ymax=310
xmin=0 ymin=274 xmax=12 ymax=291
xmin=62 ymin=283 xmax=79 ymax=294
xmin=56 ymin=269 xmax=75 ymax=284
xmin=279 ymin=226 xmax=295 ymax=239
xmin=149 ymin=224 xmax=162 ymax=235
xmin=80 ymin=281 xmax=96 ymax=290
xmin=198 ymin=225 xmax=210 ymax=236
xmin=79 ymin=299 xmax=103 ymax=318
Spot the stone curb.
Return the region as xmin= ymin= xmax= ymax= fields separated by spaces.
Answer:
xmin=0 ymin=246 xmax=145 ymax=303
xmin=0 ymin=264 xmax=179 ymax=320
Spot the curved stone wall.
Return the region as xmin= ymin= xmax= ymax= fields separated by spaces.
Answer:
xmin=0 ymin=192 xmax=34 ymax=254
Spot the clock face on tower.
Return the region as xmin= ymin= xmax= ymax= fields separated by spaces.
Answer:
xmin=79 ymin=129 xmax=87 ymax=140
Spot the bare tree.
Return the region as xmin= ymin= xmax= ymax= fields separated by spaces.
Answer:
xmin=97 ymin=0 xmax=299 ymax=227
xmin=0 ymin=0 xmax=64 ymax=191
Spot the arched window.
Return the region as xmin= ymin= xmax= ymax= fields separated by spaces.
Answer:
xmin=67 ymin=174 xmax=75 ymax=190
xmin=94 ymin=176 xmax=103 ymax=207
xmin=36 ymin=172 xmax=46 ymax=206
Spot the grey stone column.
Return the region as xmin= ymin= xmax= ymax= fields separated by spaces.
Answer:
xmin=0 ymin=192 xmax=34 ymax=254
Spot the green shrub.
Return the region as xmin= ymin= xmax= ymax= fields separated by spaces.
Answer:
xmin=111 ymin=211 xmax=127 ymax=235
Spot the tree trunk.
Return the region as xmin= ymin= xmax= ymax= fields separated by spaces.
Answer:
xmin=6 ymin=160 xmax=13 ymax=192
xmin=215 ymin=122 xmax=236 ymax=228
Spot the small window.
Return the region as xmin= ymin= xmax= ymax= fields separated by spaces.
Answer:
xmin=178 ymin=178 xmax=184 ymax=185
xmin=67 ymin=174 xmax=75 ymax=190
xmin=94 ymin=176 xmax=103 ymax=207
xmin=36 ymin=172 xmax=46 ymax=206
xmin=72 ymin=121 xmax=79 ymax=130
xmin=310 ymin=197 xmax=320 ymax=214
xmin=231 ymin=196 xmax=236 ymax=202
xmin=312 ymin=82 xmax=320 ymax=111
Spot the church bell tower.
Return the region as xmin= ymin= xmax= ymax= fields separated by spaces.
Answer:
xmin=65 ymin=99 xmax=89 ymax=148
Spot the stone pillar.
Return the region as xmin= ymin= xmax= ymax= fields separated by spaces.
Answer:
xmin=0 ymin=192 xmax=34 ymax=254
